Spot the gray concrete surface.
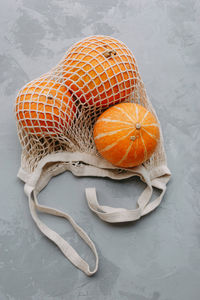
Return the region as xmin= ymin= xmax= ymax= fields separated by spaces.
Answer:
xmin=0 ymin=0 xmax=200 ymax=299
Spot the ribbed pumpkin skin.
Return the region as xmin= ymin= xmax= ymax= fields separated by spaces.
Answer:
xmin=63 ymin=36 xmax=138 ymax=107
xmin=15 ymin=80 xmax=76 ymax=136
xmin=93 ymin=103 xmax=160 ymax=168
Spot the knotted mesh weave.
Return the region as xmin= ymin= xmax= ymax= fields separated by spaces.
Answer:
xmin=15 ymin=35 xmax=165 ymax=174
xmin=14 ymin=35 xmax=171 ymax=276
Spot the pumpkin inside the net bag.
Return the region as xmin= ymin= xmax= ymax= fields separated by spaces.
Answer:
xmin=15 ymin=35 xmax=171 ymax=276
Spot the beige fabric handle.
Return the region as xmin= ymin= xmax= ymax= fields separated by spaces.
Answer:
xmin=27 ymin=188 xmax=98 ymax=276
xmin=142 ymin=176 xmax=168 ymax=216
xmin=85 ymin=176 xmax=167 ymax=223
xmin=20 ymin=153 xmax=170 ymax=275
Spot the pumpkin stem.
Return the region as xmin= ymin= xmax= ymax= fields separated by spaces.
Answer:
xmin=47 ymin=94 xmax=53 ymax=99
xmin=136 ymin=123 xmax=141 ymax=130
xmin=103 ymin=50 xmax=117 ymax=58
xmin=130 ymin=136 xmax=136 ymax=141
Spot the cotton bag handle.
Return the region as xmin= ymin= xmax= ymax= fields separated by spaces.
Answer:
xmin=85 ymin=174 xmax=168 ymax=223
xmin=21 ymin=154 xmax=170 ymax=276
xmin=25 ymin=185 xmax=98 ymax=276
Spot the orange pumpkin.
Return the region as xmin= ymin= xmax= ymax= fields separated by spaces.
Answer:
xmin=63 ymin=36 xmax=138 ymax=107
xmin=93 ymin=103 xmax=160 ymax=168
xmin=15 ymin=80 xmax=76 ymax=135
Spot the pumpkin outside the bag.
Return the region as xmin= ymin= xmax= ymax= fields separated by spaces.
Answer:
xmin=93 ymin=103 xmax=160 ymax=168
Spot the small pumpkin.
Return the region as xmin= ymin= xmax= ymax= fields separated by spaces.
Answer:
xmin=15 ymin=80 xmax=76 ymax=136
xmin=93 ymin=103 xmax=160 ymax=168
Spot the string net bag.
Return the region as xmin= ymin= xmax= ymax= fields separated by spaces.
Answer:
xmin=15 ymin=35 xmax=171 ymax=276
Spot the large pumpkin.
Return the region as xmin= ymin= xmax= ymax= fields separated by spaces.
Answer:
xmin=15 ymin=80 xmax=76 ymax=135
xmin=63 ymin=36 xmax=138 ymax=108
xmin=93 ymin=103 xmax=160 ymax=168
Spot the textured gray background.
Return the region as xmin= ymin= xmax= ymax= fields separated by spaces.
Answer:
xmin=0 ymin=0 xmax=200 ymax=299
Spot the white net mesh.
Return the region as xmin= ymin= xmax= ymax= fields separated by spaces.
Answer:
xmin=15 ymin=35 xmax=165 ymax=173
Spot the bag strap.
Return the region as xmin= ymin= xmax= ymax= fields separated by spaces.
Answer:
xmin=27 ymin=188 xmax=98 ymax=276
xmin=142 ymin=176 xmax=168 ymax=216
xmin=85 ymin=175 xmax=167 ymax=223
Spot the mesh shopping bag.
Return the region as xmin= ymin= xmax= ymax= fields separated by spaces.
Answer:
xmin=15 ymin=36 xmax=171 ymax=276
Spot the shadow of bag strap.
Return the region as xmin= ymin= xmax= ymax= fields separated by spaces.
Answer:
xmin=25 ymin=184 xmax=98 ymax=276
xmin=85 ymin=168 xmax=153 ymax=223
